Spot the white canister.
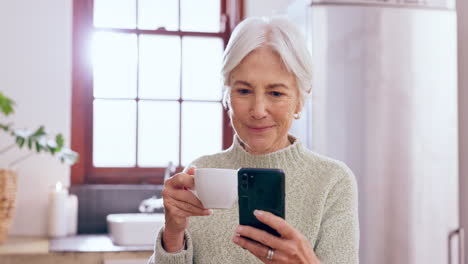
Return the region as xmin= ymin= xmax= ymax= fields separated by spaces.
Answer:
xmin=67 ymin=194 xmax=78 ymax=236
xmin=48 ymin=182 xmax=68 ymax=237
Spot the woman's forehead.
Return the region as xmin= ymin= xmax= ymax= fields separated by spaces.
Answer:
xmin=241 ymin=46 xmax=286 ymax=68
xmin=230 ymin=47 xmax=294 ymax=82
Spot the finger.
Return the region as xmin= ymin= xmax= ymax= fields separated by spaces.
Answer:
xmin=165 ymin=197 xmax=212 ymax=217
xmin=232 ymin=235 xmax=290 ymax=263
xmin=254 ymin=210 xmax=296 ymax=239
xmin=166 ymin=172 xmax=195 ymax=189
xmin=170 ymin=192 xmax=207 ymax=213
xmin=170 ymin=197 xmax=212 ymax=216
xmin=235 ymin=225 xmax=284 ymax=250
xmin=163 ymin=187 xmax=205 ymax=209
xmin=170 ymin=204 xmax=209 ymax=218
xmin=185 ymin=166 xmax=196 ymax=175
xmin=232 ymin=235 xmax=272 ymax=262
xmin=166 ymin=205 xmax=202 ymax=220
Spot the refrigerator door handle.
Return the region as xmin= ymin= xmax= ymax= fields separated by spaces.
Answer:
xmin=448 ymin=228 xmax=464 ymax=264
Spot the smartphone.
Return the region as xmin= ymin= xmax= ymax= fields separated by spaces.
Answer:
xmin=238 ymin=168 xmax=285 ymax=238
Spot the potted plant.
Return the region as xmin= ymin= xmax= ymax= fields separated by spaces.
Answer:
xmin=0 ymin=91 xmax=78 ymax=243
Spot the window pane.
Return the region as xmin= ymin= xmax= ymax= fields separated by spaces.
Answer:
xmin=139 ymin=35 xmax=180 ymax=99
xmin=94 ymin=0 xmax=136 ymax=29
xmin=182 ymin=37 xmax=224 ymax=100
xmin=92 ymin=32 xmax=137 ymax=99
xmin=93 ymin=99 xmax=136 ymax=167
xmin=180 ymin=0 xmax=220 ymax=32
xmin=138 ymin=0 xmax=178 ymax=30
xmin=181 ymin=102 xmax=222 ymax=165
xmin=138 ymin=101 xmax=180 ymax=167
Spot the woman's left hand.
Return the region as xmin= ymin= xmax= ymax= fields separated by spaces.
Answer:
xmin=232 ymin=210 xmax=320 ymax=264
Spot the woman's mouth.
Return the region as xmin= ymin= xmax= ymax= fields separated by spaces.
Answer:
xmin=247 ymin=125 xmax=275 ymax=133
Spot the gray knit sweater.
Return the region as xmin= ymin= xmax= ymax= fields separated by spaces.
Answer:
xmin=149 ymin=135 xmax=359 ymax=264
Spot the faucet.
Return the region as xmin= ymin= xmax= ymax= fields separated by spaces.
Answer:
xmin=139 ymin=161 xmax=177 ymax=213
xmin=138 ymin=196 xmax=164 ymax=213
xmin=164 ymin=161 xmax=177 ymax=182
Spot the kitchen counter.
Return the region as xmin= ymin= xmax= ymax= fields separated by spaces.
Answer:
xmin=49 ymin=234 xmax=153 ymax=252
xmin=0 ymin=235 xmax=153 ymax=264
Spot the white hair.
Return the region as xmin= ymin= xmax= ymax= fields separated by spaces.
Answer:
xmin=221 ymin=16 xmax=313 ymax=110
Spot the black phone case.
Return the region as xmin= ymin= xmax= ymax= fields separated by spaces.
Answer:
xmin=238 ymin=168 xmax=285 ymax=238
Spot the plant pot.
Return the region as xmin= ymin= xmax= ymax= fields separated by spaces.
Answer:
xmin=0 ymin=169 xmax=17 ymax=244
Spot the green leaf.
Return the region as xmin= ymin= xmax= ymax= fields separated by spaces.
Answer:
xmin=56 ymin=134 xmax=64 ymax=148
xmin=17 ymin=137 xmax=25 ymax=148
xmin=0 ymin=92 xmax=15 ymax=116
xmin=47 ymin=138 xmax=60 ymax=153
xmin=32 ymin=126 xmax=45 ymax=137
xmin=0 ymin=123 xmax=11 ymax=131
xmin=47 ymin=144 xmax=55 ymax=154
xmin=35 ymin=142 xmax=42 ymax=152
xmin=27 ymin=137 xmax=32 ymax=150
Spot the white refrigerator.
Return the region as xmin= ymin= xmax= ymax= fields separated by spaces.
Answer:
xmin=288 ymin=1 xmax=462 ymax=263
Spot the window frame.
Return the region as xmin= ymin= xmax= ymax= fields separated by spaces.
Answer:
xmin=71 ymin=0 xmax=243 ymax=184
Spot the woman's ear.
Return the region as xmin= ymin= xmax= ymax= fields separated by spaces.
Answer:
xmin=294 ymin=100 xmax=302 ymax=115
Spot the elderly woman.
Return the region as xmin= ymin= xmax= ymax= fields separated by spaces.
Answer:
xmin=148 ymin=16 xmax=359 ymax=264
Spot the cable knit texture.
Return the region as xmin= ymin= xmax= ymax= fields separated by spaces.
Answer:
xmin=149 ymin=135 xmax=359 ymax=264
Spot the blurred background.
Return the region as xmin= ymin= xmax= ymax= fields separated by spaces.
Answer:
xmin=0 ymin=0 xmax=467 ymax=263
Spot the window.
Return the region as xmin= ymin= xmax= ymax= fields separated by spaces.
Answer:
xmin=72 ymin=0 xmax=243 ymax=184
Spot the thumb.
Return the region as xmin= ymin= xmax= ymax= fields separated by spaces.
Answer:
xmin=186 ymin=166 xmax=197 ymax=175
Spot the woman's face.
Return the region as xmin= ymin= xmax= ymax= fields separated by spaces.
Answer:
xmin=228 ymin=46 xmax=301 ymax=155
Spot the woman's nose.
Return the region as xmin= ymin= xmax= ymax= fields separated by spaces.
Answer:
xmin=250 ymin=95 xmax=267 ymax=120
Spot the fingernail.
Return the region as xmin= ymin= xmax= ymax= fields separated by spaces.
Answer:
xmin=232 ymin=236 xmax=239 ymax=243
xmin=254 ymin=210 xmax=263 ymax=216
xmin=206 ymin=209 xmax=213 ymax=215
xmin=236 ymin=226 xmax=243 ymax=233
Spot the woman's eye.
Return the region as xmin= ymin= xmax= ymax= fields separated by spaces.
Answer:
xmin=270 ymin=91 xmax=284 ymax=97
xmin=236 ymin=88 xmax=251 ymax=95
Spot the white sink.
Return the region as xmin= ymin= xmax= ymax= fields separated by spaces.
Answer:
xmin=107 ymin=213 xmax=165 ymax=246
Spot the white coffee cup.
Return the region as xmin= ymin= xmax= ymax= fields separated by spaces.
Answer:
xmin=192 ymin=168 xmax=238 ymax=209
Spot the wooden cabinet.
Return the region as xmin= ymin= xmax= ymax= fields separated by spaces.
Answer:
xmin=0 ymin=236 xmax=152 ymax=264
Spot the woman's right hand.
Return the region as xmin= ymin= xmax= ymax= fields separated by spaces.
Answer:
xmin=161 ymin=166 xmax=212 ymax=252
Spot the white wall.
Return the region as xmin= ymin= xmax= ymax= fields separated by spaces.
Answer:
xmin=457 ymin=1 xmax=468 ymax=263
xmin=245 ymin=0 xmax=296 ymax=17
xmin=0 ymin=0 xmax=72 ymax=236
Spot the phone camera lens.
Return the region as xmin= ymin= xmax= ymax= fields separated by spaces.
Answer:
xmin=242 ymin=173 xmax=248 ymax=181
xmin=241 ymin=174 xmax=248 ymax=189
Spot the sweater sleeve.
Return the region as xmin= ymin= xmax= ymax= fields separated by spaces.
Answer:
xmin=147 ymin=226 xmax=194 ymax=264
xmin=314 ymin=164 xmax=360 ymax=264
